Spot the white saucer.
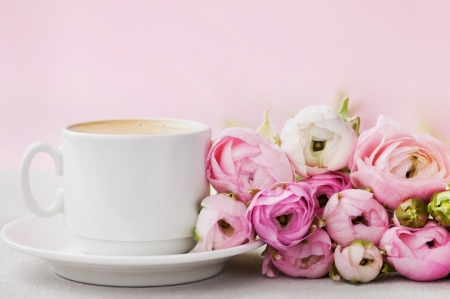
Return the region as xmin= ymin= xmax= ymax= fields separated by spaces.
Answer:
xmin=1 ymin=215 xmax=265 ymax=287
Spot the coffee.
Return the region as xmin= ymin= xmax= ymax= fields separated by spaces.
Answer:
xmin=68 ymin=119 xmax=200 ymax=135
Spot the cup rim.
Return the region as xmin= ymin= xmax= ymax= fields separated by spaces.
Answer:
xmin=62 ymin=117 xmax=211 ymax=137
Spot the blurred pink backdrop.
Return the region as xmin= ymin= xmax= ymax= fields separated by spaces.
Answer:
xmin=1 ymin=0 xmax=450 ymax=169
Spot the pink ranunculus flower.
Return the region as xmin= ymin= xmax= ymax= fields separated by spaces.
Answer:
xmin=350 ymin=115 xmax=450 ymax=210
xmin=207 ymin=127 xmax=295 ymax=204
xmin=379 ymin=221 xmax=450 ymax=281
xmin=262 ymin=228 xmax=334 ymax=278
xmin=279 ymin=105 xmax=358 ymax=178
xmin=333 ymin=240 xmax=384 ymax=283
xmin=323 ymin=189 xmax=390 ymax=247
xmin=191 ymin=193 xmax=255 ymax=252
xmin=298 ymin=172 xmax=353 ymax=217
xmin=246 ymin=182 xmax=315 ymax=251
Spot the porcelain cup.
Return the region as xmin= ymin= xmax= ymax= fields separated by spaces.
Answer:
xmin=20 ymin=118 xmax=211 ymax=256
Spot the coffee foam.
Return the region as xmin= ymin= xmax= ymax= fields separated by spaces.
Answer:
xmin=68 ymin=119 xmax=200 ymax=135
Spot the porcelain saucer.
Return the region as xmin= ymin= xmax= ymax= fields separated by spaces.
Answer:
xmin=1 ymin=215 xmax=265 ymax=287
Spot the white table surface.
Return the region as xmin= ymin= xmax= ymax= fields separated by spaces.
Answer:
xmin=1 ymin=169 xmax=449 ymax=298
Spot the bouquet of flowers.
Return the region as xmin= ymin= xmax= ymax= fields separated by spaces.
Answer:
xmin=191 ymin=98 xmax=450 ymax=283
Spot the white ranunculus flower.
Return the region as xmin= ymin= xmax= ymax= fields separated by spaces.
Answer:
xmin=333 ymin=241 xmax=384 ymax=283
xmin=280 ymin=105 xmax=357 ymax=177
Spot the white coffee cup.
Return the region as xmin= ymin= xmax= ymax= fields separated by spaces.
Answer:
xmin=20 ymin=118 xmax=211 ymax=256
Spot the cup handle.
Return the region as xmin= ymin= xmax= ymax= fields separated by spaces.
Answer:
xmin=20 ymin=142 xmax=64 ymax=217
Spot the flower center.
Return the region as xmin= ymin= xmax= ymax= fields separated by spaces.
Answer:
xmin=426 ymin=241 xmax=435 ymax=248
xmin=317 ymin=194 xmax=329 ymax=207
xmin=351 ymin=215 xmax=369 ymax=226
xmin=217 ymin=219 xmax=235 ymax=237
xmin=359 ymin=258 xmax=374 ymax=266
xmin=311 ymin=140 xmax=326 ymax=152
xmin=406 ymin=156 xmax=419 ymax=178
xmin=299 ymin=255 xmax=323 ymax=269
xmin=276 ymin=214 xmax=292 ymax=228
xmin=248 ymin=173 xmax=254 ymax=183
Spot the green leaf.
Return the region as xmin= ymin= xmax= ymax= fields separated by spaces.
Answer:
xmin=337 ymin=97 xmax=361 ymax=136
xmin=341 ymin=167 xmax=350 ymax=174
xmin=338 ymin=97 xmax=350 ymax=119
xmin=193 ymin=228 xmax=201 ymax=242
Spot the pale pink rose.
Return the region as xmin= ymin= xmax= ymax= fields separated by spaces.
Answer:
xmin=379 ymin=221 xmax=450 ymax=281
xmin=192 ymin=193 xmax=255 ymax=252
xmin=323 ymin=189 xmax=390 ymax=247
xmin=350 ymin=115 xmax=450 ymax=210
xmin=298 ymin=172 xmax=353 ymax=217
xmin=334 ymin=240 xmax=384 ymax=283
xmin=280 ymin=105 xmax=358 ymax=177
xmin=246 ymin=182 xmax=315 ymax=251
xmin=262 ymin=228 xmax=334 ymax=278
xmin=207 ymin=127 xmax=295 ymax=204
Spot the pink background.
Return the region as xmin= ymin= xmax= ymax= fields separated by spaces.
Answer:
xmin=2 ymin=1 xmax=450 ymax=169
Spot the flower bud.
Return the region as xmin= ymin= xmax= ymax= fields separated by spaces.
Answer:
xmin=246 ymin=182 xmax=315 ymax=251
xmin=191 ymin=193 xmax=255 ymax=252
xmin=379 ymin=221 xmax=450 ymax=281
xmin=207 ymin=127 xmax=294 ymax=204
xmin=279 ymin=104 xmax=357 ymax=178
xmin=262 ymin=228 xmax=334 ymax=278
xmin=428 ymin=191 xmax=450 ymax=227
xmin=395 ymin=198 xmax=429 ymax=228
xmin=333 ymin=240 xmax=384 ymax=283
xmin=323 ymin=189 xmax=389 ymax=247
xmin=298 ymin=171 xmax=352 ymax=217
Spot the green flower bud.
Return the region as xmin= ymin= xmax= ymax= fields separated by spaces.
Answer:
xmin=428 ymin=191 xmax=450 ymax=227
xmin=395 ymin=198 xmax=428 ymax=228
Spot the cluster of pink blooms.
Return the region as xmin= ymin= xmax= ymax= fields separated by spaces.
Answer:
xmin=191 ymin=99 xmax=450 ymax=283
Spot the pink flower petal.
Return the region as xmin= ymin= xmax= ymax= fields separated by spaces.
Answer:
xmin=334 ymin=246 xmax=362 ymax=281
xmin=388 ymin=257 xmax=450 ymax=281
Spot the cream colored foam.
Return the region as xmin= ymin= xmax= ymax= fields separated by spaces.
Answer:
xmin=68 ymin=119 xmax=198 ymax=135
